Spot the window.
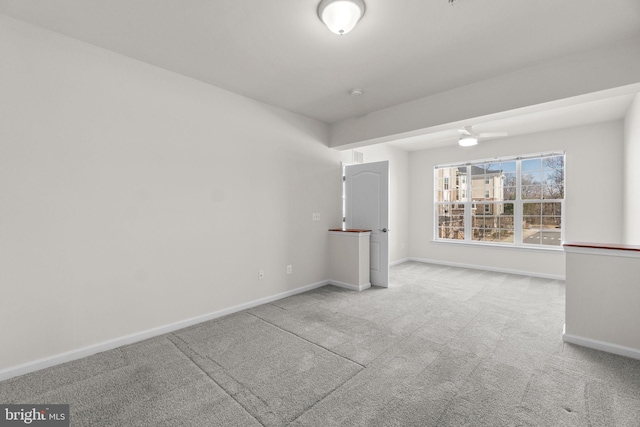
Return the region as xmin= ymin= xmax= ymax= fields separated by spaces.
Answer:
xmin=435 ymin=152 xmax=564 ymax=248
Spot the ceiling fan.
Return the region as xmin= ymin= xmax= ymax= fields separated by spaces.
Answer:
xmin=458 ymin=125 xmax=508 ymax=147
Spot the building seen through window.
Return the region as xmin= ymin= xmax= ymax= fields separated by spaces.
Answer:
xmin=435 ymin=153 xmax=565 ymax=247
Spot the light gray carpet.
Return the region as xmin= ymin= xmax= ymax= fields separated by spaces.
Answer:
xmin=2 ymin=262 xmax=640 ymax=426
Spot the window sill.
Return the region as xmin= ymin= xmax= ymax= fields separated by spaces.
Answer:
xmin=431 ymin=239 xmax=565 ymax=252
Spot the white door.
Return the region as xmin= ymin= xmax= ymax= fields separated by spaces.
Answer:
xmin=344 ymin=161 xmax=389 ymax=287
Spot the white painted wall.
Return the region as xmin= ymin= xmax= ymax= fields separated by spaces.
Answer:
xmin=623 ymin=93 xmax=640 ymax=244
xmin=409 ymin=121 xmax=624 ymax=278
xmin=339 ymin=145 xmax=410 ymax=264
xmin=0 ymin=16 xmax=342 ymax=372
xmin=328 ymin=231 xmax=371 ymax=291
xmin=564 ymin=246 xmax=640 ymax=359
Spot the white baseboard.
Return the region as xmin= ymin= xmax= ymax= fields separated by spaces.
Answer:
xmin=389 ymin=258 xmax=410 ymax=267
xmin=0 ymin=279 xmax=330 ymax=382
xmin=328 ymin=280 xmax=371 ymax=292
xmin=408 ymin=257 xmax=565 ymax=281
xmin=563 ymin=329 xmax=640 ymax=361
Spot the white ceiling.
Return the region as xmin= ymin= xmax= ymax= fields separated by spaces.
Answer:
xmin=1 ymin=0 xmax=639 ymax=146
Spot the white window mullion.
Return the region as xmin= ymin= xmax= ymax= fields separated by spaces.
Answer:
xmin=464 ymin=167 xmax=472 ymax=241
xmin=433 ymin=169 xmax=439 ymax=240
xmin=514 ymin=159 xmax=523 ymax=244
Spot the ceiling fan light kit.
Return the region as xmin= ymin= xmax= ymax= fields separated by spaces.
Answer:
xmin=318 ymin=0 xmax=366 ymax=35
xmin=458 ymin=136 xmax=479 ymax=147
xmin=457 ymin=125 xmax=508 ymax=147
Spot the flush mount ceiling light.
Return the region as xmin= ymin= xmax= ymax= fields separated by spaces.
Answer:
xmin=318 ymin=0 xmax=366 ymax=35
xmin=458 ymin=136 xmax=478 ymax=147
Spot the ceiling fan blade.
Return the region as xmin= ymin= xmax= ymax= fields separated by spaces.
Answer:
xmin=458 ymin=128 xmax=472 ymax=136
xmin=477 ymin=132 xmax=508 ymax=138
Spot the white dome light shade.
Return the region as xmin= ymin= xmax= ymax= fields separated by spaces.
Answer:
xmin=318 ymin=0 xmax=365 ymax=35
xmin=459 ymin=136 xmax=478 ymax=147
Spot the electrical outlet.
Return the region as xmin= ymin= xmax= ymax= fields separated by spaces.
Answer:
xmin=287 ymin=265 xmax=292 ymax=274
xmin=312 ymin=213 xmax=321 ymax=221
xmin=258 ymin=270 xmax=264 ymax=280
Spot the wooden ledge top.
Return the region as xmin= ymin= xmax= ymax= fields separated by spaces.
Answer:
xmin=563 ymin=242 xmax=640 ymax=252
xmin=329 ymin=229 xmax=372 ymax=233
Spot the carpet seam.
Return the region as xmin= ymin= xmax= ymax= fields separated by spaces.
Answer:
xmin=166 ymin=334 xmax=268 ymax=427
xmin=365 ymin=332 xmax=424 ymax=367
xmin=285 ymin=367 xmax=365 ymax=426
xmin=246 ymin=311 xmax=367 ymax=369
xmin=266 ymin=302 xmax=289 ymax=311
xmin=170 ymin=328 xmax=365 ymax=427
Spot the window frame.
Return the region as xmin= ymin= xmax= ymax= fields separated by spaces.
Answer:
xmin=434 ymin=152 xmax=565 ymax=250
